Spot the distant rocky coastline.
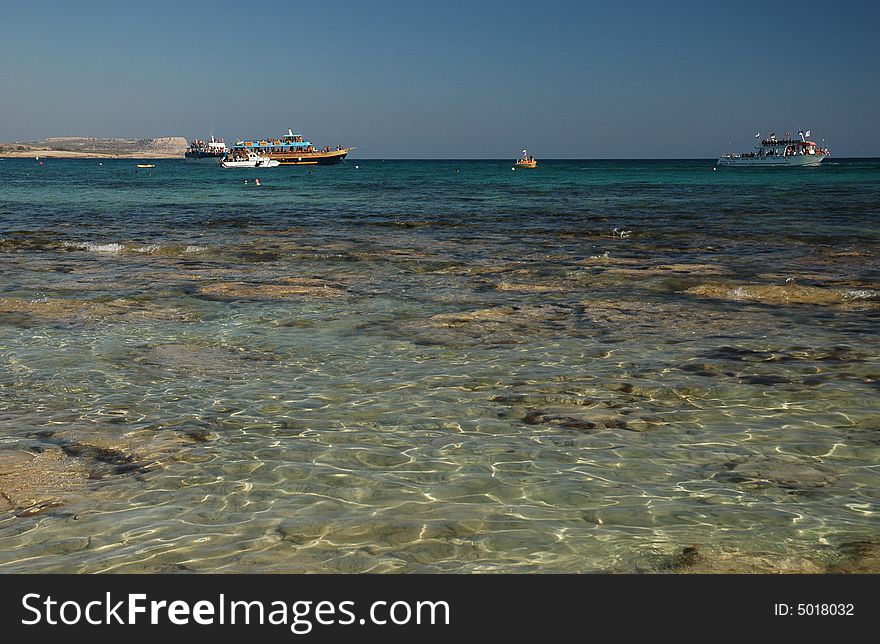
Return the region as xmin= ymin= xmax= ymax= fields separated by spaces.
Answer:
xmin=0 ymin=135 xmax=188 ymax=158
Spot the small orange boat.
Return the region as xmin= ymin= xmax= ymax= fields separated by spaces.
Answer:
xmin=514 ymin=149 xmax=537 ymax=168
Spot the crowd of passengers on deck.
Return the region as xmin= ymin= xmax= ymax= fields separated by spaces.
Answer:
xmin=241 ymin=139 xmax=345 ymax=155
xmin=189 ymin=139 xmax=224 ymax=149
xmin=736 ymin=144 xmax=826 ymax=158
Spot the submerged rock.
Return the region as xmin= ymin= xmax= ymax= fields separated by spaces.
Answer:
xmin=522 ymin=409 xmax=610 ymax=432
xmin=0 ymin=430 xmax=168 ymax=517
xmin=703 ymin=344 xmax=868 ymax=364
xmin=658 ymin=541 xmax=880 ymax=574
xmin=490 ymin=393 xmax=599 ymax=407
xmin=580 ymin=297 xmax=742 ymax=336
xmin=0 ymin=296 xmax=198 ymax=324
xmin=136 ymin=342 xmax=280 ymax=376
xmin=495 ymin=281 xmax=569 ymax=293
xmin=601 ymin=262 xmax=731 ymax=277
xmin=25 ymin=431 xmax=160 ymax=478
xmin=0 ymin=449 xmax=89 ymax=516
xmin=198 ymin=278 xmax=347 ymax=300
xmin=827 ymin=541 xmax=880 ymax=573
xmin=429 ymin=304 xmax=572 ymax=327
xmin=685 ymin=282 xmax=880 ymax=306
xmin=518 ymin=405 xmax=662 ymax=433
xmin=657 ymin=544 xmax=825 ymax=574
xmin=0 ymin=297 xmax=91 ymax=319
xmin=708 ymin=456 xmax=839 ymax=490
xmin=407 ymin=304 xmax=582 ymax=346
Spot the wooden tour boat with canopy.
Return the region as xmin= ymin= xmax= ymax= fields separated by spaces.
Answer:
xmin=226 ymin=129 xmax=354 ymax=166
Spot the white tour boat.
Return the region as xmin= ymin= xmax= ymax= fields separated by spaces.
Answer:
xmin=220 ymin=152 xmax=280 ymax=169
xmin=185 ymin=135 xmax=227 ymax=163
xmin=717 ymin=130 xmax=829 ymax=167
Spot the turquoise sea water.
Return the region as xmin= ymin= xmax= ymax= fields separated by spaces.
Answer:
xmin=0 ymin=157 xmax=878 ymax=572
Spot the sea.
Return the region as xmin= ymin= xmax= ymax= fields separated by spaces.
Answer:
xmin=0 ymin=157 xmax=878 ymax=573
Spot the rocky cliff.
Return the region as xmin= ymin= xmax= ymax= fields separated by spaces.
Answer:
xmin=41 ymin=136 xmax=189 ymax=156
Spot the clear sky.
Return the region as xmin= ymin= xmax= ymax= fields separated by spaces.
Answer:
xmin=1 ymin=0 xmax=878 ymax=157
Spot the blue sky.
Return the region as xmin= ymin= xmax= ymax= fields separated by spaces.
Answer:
xmin=1 ymin=0 xmax=878 ymax=157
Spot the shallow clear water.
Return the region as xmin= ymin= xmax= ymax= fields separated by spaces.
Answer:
xmin=0 ymin=157 xmax=878 ymax=572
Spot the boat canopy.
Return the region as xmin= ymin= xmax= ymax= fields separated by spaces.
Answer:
xmin=231 ymin=140 xmax=312 ymax=149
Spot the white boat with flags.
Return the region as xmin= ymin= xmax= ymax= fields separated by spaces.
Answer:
xmin=717 ymin=130 xmax=829 ymax=167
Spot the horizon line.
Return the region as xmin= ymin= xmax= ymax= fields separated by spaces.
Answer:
xmin=3 ymin=156 xmax=876 ymax=161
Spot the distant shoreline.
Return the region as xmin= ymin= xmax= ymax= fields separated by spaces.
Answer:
xmin=0 ymin=149 xmax=184 ymax=159
xmin=0 ymin=136 xmax=187 ymax=159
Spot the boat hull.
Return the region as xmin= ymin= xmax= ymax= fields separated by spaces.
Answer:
xmin=220 ymin=159 xmax=280 ymax=168
xmin=184 ymin=154 xmax=223 ymax=164
xmin=716 ymin=153 xmax=828 ymax=167
xmin=269 ymin=148 xmax=350 ymax=166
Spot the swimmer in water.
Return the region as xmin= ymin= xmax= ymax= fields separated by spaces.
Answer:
xmin=255 ymin=178 xmax=261 ymax=186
